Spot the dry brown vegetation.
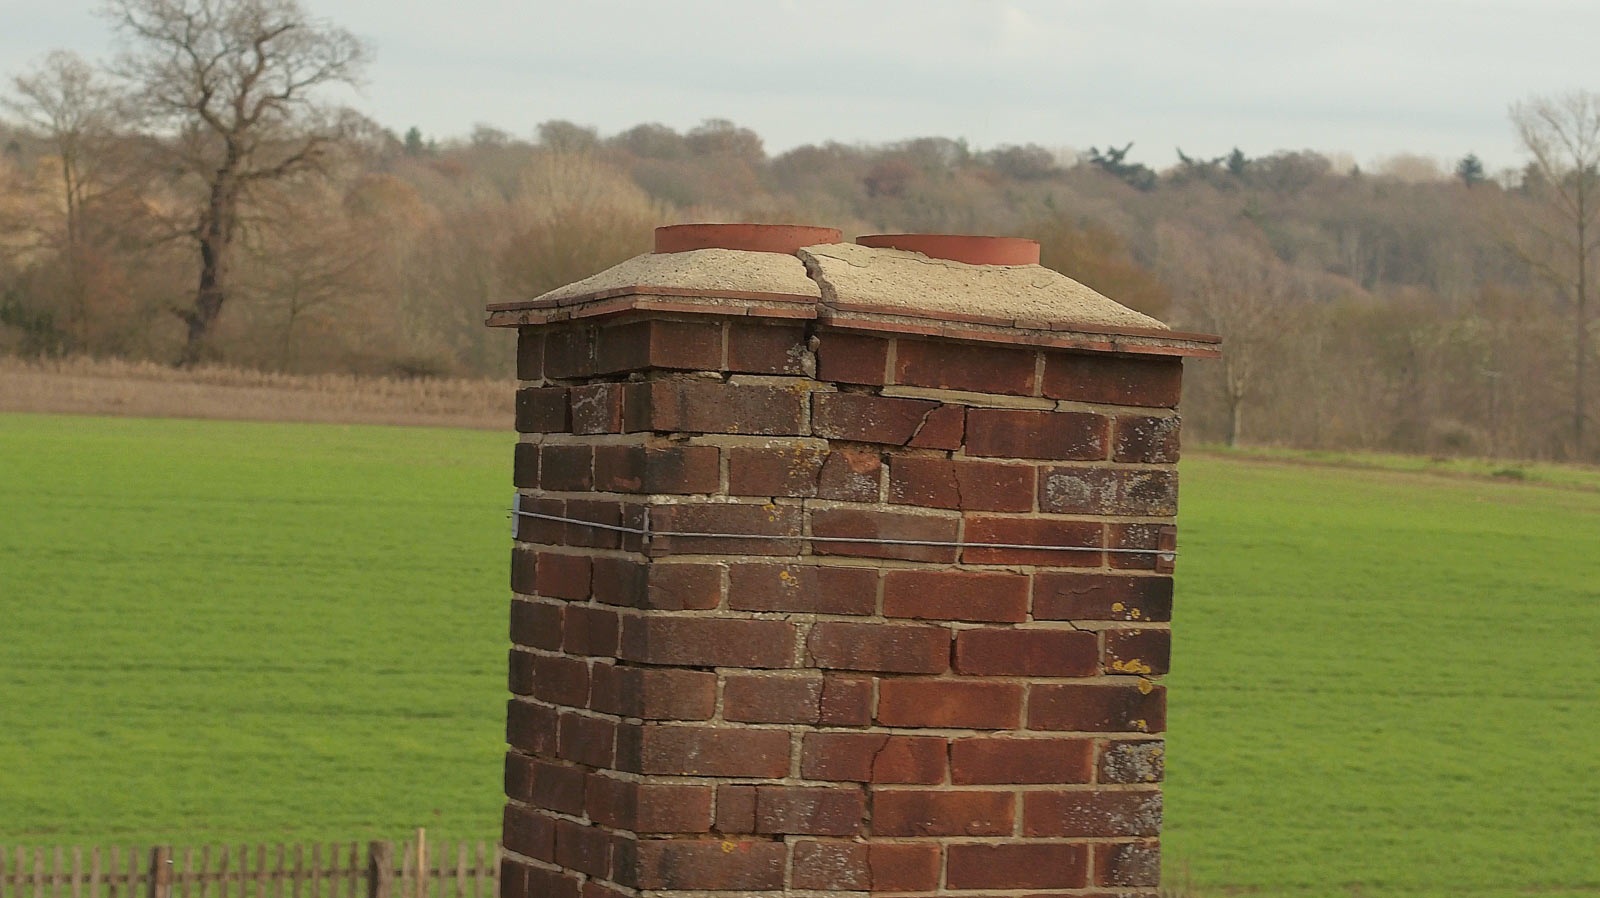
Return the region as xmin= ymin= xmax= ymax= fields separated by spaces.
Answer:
xmin=0 ymin=355 xmax=511 ymax=429
xmin=2 ymin=1 xmax=1597 ymax=461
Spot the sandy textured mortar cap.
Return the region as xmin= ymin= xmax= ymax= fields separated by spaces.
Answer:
xmin=485 ymin=224 xmax=1220 ymax=357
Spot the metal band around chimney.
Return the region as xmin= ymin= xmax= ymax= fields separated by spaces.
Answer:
xmin=510 ymin=495 xmax=1176 ymax=558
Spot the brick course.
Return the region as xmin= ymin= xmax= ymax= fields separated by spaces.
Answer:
xmin=502 ymin=314 xmax=1186 ymax=897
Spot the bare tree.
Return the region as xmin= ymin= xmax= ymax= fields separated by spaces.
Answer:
xmin=1509 ymin=92 xmax=1600 ymax=457
xmin=1159 ymin=226 xmax=1299 ymax=446
xmin=103 ymin=0 xmax=367 ymax=365
xmin=4 ymin=52 xmax=122 ymax=254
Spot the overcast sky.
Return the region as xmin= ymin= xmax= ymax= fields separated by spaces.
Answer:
xmin=3 ymin=0 xmax=1595 ymax=172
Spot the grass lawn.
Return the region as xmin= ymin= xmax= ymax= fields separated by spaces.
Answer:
xmin=2 ymin=413 xmax=1598 ymax=896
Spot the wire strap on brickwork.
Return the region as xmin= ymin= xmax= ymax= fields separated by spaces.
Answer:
xmin=509 ymin=495 xmax=1176 ymax=559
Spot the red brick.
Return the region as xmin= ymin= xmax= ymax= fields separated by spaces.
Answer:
xmin=1099 ymin=739 xmax=1166 ymax=784
xmin=621 ymin=726 xmax=790 ymax=778
xmin=867 ymin=842 xmax=941 ymax=892
xmin=515 ymin=387 xmax=569 ymax=433
xmin=800 ymin=732 xmax=947 ymax=783
xmin=722 ymin=674 xmax=827 ymax=723
xmin=593 ymin=445 xmax=720 ymax=494
xmin=498 ymin=858 xmax=526 ymax=898
xmin=871 ymin=789 xmax=1014 ymax=836
xmin=511 ymin=546 xmax=538 ymax=594
xmin=647 ymin=502 xmax=803 ymax=556
xmin=586 ymin=775 xmax=712 ymax=833
xmin=561 ymin=605 xmax=618 ymax=657
xmin=966 ymin=408 xmax=1109 ymax=460
xmin=811 ymin=392 xmax=938 ymax=445
xmin=876 ymin=680 xmax=1022 ymax=729
xmin=727 ymin=322 xmax=808 ymax=374
xmin=1115 ymin=414 xmax=1181 ymax=463
xmin=715 ymin=785 xmax=865 ymax=836
xmin=895 ymin=338 xmax=1038 ymax=396
xmin=513 ymin=442 xmax=539 ymax=488
xmin=1104 ymin=628 xmax=1171 ymax=676
xmin=1095 ymin=840 xmax=1162 ymax=887
xmin=588 ymin=664 xmax=717 ymax=720
xmin=816 ymin=332 xmax=889 ymax=385
xmin=728 ymin=562 xmax=877 ymax=615
xmin=514 ymin=496 xmax=566 ymax=545
xmin=545 ymin=324 xmax=598 ymax=378
xmin=950 ymin=737 xmax=1094 ymax=784
xmin=1118 ymin=468 xmax=1180 ymax=516
xmin=1037 ymin=465 xmax=1119 ymax=514
xmin=888 ymin=457 xmax=1035 ymax=511
xmin=963 ymin=516 xmax=1103 ymax=566
xmin=1042 ymin=352 xmax=1181 ymax=407
xmin=806 ymin=621 xmax=950 ymax=674
xmin=818 ymin=676 xmax=873 ymax=725
xmin=506 ymin=699 xmax=557 ymax=755
xmin=511 ymin=599 xmax=562 ymax=650
xmin=580 ymin=882 xmax=628 ymax=898
xmin=713 ymin=783 xmax=756 ymax=832
xmin=523 ymin=867 xmax=579 ymax=898
xmin=625 ymin=381 xmax=805 ymax=435
xmin=623 ymin=840 xmax=786 ymax=890
xmin=788 ymin=841 xmax=941 ymax=892
xmin=1107 ymin=522 xmax=1174 ymax=571
xmin=620 ymin=615 xmax=794 ymax=668
xmin=561 ymin=499 xmax=625 ymax=550
xmin=597 ymin=319 xmax=723 ymax=373
xmin=955 ymin=627 xmax=1099 ymax=676
xmin=531 ymin=653 xmax=590 ymax=707
xmin=945 ymin=842 xmax=1088 ymax=890
xmin=502 ymin=804 xmax=554 ymax=860
xmin=537 ymin=444 xmax=593 ymax=491
xmin=569 ymin=383 xmax=625 ymax=434
xmin=504 ymin=752 xmax=533 ymax=801
xmin=727 ymin=445 xmax=824 ymax=496
xmin=507 ymin=649 xmax=535 ymax=696
xmin=810 ymin=507 xmax=959 ymax=563
xmin=1033 ymin=573 xmax=1173 ymax=622
xmin=535 ymin=552 xmax=592 ymax=599
xmin=883 ymin=570 xmax=1028 ymax=622
xmin=556 ymin=712 xmax=617 ymax=767
xmin=906 ymin=404 xmax=965 ymax=449
xmin=1029 ymin=683 xmax=1167 ymax=733
xmin=516 ymin=328 xmax=544 ymax=381
xmin=592 ymin=559 xmax=723 ymax=610
xmin=1023 ymin=789 xmax=1163 ymax=837
xmin=529 ymin=759 xmax=587 ymax=816
xmin=817 ymin=448 xmax=882 ymax=501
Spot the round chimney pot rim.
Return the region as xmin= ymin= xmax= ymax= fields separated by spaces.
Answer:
xmin=856 ymin=233 xmax=1041 ymax=266
xmin=654 ymin=223 xmax=842 ymax=255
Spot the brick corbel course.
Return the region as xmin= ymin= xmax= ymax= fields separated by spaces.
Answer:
xmin=498 ymin=302 xmax=1190 ymax=897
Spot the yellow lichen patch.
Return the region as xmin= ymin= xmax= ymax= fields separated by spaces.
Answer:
xmin=1133 ymin=718 xmax=1149 ymax=732
xmin=1111 ymin=602 xmax=1125 ymax=612
xmin=1112 ymin=658 xmax=1155 ymax=675
xmin=1137 ymin=677 xmax=1155 ymax=695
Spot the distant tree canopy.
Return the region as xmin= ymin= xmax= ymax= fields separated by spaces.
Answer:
xmin=1 ymin=7 xmax=1593 ymax=460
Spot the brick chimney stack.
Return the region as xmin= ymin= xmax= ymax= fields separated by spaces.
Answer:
xmin=486 ymin=224 xmax=1219 ymax=897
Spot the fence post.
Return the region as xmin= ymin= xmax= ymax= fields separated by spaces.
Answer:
xmin=363 ymin=845 xmax=390 ymax=898
xmin=147 ymin=849 xmax=171 ymax=898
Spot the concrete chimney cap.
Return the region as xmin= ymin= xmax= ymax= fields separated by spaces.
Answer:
xmin=489 ymin=224 xmax=1220 ymax=356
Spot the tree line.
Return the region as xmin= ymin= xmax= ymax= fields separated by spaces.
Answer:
xmin=2 ymin=0 xmax=1597 ymax=462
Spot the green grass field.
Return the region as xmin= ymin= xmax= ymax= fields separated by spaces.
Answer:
xmin=2 ymin=413 xmax=1598 ymax=897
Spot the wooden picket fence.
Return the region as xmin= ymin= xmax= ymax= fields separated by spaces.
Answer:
xmin=0 ymin=835 xmax=499 ymax=898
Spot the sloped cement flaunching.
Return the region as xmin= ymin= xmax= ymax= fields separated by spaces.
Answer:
xmin=488 ymin=225 xmax=1217 ymax=898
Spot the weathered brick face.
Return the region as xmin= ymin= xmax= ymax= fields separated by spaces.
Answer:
xmin=504 ymin=316 xmax=1180 ymax=897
